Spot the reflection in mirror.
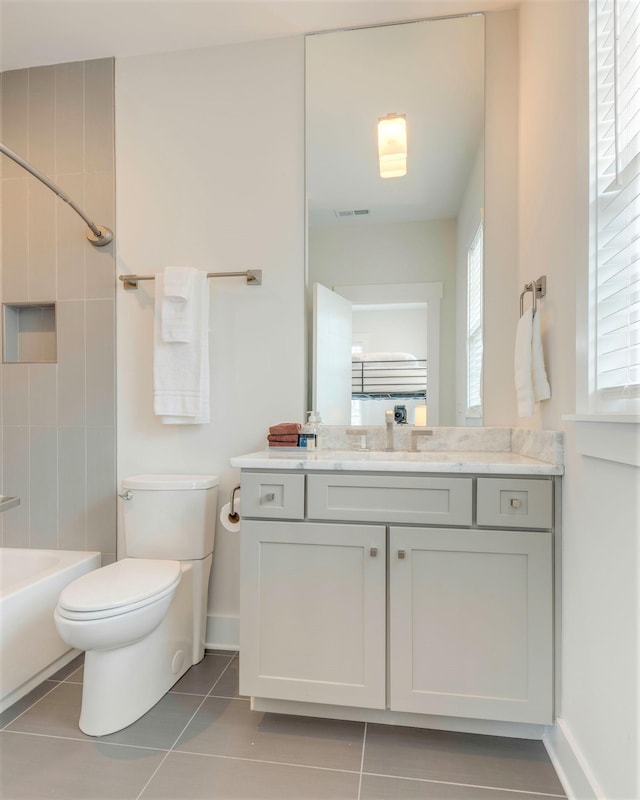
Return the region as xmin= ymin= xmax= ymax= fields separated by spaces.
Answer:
xmin=306 ymin=14 xmax=485 ymax=427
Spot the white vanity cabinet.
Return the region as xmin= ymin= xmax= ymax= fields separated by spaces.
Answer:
xmin=240 ymin=519 xmax=386 ymax=708
xmin=388 ymin=526 xmax=553 ymax=724
xmin=239 ymin=466 xmax=557 ymax=730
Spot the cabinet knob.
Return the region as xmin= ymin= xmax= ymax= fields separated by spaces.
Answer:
xmin=510 ymin=498 xmax=522 ymax=509
xmin=397 ymin=549 xmax=406 ymax=560
xmin=370 ymin=547 xmax=378 ymax=557
xmin=260 ymin=492 xmax=275 ymax=503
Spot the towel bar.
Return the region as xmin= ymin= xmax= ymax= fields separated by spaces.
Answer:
xmin=119 ymin=269 xmax=262 ymax=290
xmin=519 ymin=275 xmax=546 ymax=317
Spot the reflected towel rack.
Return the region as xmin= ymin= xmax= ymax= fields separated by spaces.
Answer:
xmin=119 ymin=269 xmax=262 ymax=290
xmin=519 ymin=275 xmax=546 ymax=317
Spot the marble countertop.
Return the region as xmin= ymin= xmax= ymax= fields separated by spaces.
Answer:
xmin=230 ymin=449 xmax=563 ymax=475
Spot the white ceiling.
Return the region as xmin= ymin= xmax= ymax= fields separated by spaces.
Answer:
xmin=0 ymin=0 xmax=514 ymax=72
xmin=306 ymin=14 xmax=485 ymax=225
xmin=1 ymin=0 xmax=511 ymax=227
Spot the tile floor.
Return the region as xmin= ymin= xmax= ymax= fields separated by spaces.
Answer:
xmin=0 ymin=652 xmax=567 ymax=800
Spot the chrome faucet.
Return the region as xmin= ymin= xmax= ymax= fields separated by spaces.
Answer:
xmin=385 ymin=410 xmax=394 ymax=451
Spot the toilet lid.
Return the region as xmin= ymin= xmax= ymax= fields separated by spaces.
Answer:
xmin=122 ymin=474 xmax=219 ymax=490
xmin=58 ymin=558 xmax=181 ymax=615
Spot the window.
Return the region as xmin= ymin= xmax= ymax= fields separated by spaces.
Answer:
xmin=591 ymin=0 xmax=640 ymax=414
xmin=466 ymin=222 xmax=484 ymax=417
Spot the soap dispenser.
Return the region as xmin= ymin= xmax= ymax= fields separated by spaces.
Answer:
xmin=308 ymin=410 xmax=324 ymax=450
xmin=301 ymin=411 xmax=322 ymax=450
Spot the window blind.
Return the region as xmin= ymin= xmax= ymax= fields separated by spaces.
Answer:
xmin=594 ymin=0 xmax=640 ymax=400
xmin=467 ymin=222 xmax=484 ymax=414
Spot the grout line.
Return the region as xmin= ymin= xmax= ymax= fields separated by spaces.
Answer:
xmin=204 ymin=654 xmax=235 ymax=698
xmin=1 ymin=680 xmax=62 ymax=731
xmin=170 ymin=749 xmax=362 ymax=775
xmin=2 ymin=727 xmax=568 ymax=799
xmin=360 ymin=771 xmax=568 ymax=797
xmin=0 ymin=728 xmax=168 ymax=753
xmin=134 ymin=660 xmax=227 ymax=800
xmin=357 ymin=721 xmax=367 ymax=800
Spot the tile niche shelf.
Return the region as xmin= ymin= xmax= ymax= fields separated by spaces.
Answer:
xmin=3 ymin=303 xmax=57 ymax=363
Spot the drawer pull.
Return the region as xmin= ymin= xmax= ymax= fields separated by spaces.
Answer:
xmin=397 ymin=549 xmax=406 ymax=560
xmin=260 ymin=492 xmax=275 ymax=503
xmin=370 ymin=547 xmax=378 ymax=558
xmin=510 ymin=498 xmax=522 ymax=509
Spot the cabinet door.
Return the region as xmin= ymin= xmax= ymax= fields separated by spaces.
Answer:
xmin=389 ymin=527 xmax=553 ymax=724
xmin=240 ymin=520 xmax=386 ymax=708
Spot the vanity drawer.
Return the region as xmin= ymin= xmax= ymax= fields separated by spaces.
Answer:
xmin=307 ymin=474 xmax=473 ymax=526
xmin=476 ymin=478 xmax=553 ymax=530
xmin=241 ymin=472 xmax=305 ymax=520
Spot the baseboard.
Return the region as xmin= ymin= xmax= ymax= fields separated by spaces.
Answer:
xmin=205 ymin=614 xmax=239 ymax=651
xmin=543 ymin=718 xmax=604 ymax=800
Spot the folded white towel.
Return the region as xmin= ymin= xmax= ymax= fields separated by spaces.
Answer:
xmin=161 ymin=266 xmax=198 ymax=343
xmin=164 ymin=266 xmax=194 ymax=301
xmin=514 ymin=308 xmax=535 ymax=418
xmin=154 ymin=270 xmax=210 ymax=425
xmin=531 ymin=310 xmax=551 ymax=402
xmin=514 ymin=307 xmax=551 ymax=417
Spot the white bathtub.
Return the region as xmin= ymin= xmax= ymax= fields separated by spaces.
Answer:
xmin=0 ymin=548 xmax=101 ymax=712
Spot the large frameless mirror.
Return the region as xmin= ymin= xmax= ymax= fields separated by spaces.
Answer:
xmin=306 ymin=14 xmax=485 ymax=427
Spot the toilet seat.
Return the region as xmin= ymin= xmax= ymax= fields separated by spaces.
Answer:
xmin=57 ymin=558 xmax=181 ymax=622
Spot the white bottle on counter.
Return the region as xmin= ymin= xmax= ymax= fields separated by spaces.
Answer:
xmin=301 ymin=411 xmax=323 ymax=450
xmin=309 ymin=411 xmax=324 ymax=449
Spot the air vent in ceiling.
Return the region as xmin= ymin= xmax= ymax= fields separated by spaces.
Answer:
xmin=334 ymin=209 xmax=370 ymax=218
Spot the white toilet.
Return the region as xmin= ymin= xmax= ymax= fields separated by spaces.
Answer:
xmin=54 ymin=473 xmax=219 ymax=736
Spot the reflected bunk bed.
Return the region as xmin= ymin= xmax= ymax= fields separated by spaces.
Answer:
xmin=351 ymin=352 xmax=427 ymax=400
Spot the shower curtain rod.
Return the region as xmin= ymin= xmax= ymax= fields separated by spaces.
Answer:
xmin=0 ymin=143 xmax=113 ymax=247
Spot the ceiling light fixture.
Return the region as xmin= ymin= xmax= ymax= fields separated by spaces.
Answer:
xmin=377 ymin=113 xmax=407 ymax=178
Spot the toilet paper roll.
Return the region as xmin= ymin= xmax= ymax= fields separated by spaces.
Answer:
xmin=219 ymin=500 xmax=241 ymax=533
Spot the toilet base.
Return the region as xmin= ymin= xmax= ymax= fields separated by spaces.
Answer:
xmin=79 ymin=564 xmax=194 ymax=736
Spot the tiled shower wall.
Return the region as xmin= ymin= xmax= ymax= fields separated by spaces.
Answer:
xmin=0 ymin=58 xmax=116 ymax=562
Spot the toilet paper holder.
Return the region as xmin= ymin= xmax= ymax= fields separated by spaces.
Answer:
xmin=228 ymin=485 xmax=241 ymax=524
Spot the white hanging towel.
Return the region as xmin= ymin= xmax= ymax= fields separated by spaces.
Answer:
xmin=153 ymin=269 xmax=210 ymax=424
xmin=514 ymin=308 xmax=535 ymax=417
xmin=531 ymin=310 xmax=551 ymax=402
xmin=161 ymin=266 xmax=198 ymax=343
xmin=514 ymin=307 xmax=551 ymax=417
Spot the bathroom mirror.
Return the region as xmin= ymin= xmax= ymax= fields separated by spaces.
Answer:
xmin=306 ymin=14 xmax=485 ymax=427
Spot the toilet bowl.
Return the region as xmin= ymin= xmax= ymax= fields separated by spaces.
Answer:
xmin=54 ymin=473 xmax=219 ymax=736
xmin=54 ymin=558 xmax=182 ymax=652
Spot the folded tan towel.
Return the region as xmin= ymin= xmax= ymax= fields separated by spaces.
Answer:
xmin=268 ymin=440 xmax=299 ymax=448
xmin=267 ymin=433 xmax=299 ymax=443
xmin=269 ymin=422 xmax=301 ymax=435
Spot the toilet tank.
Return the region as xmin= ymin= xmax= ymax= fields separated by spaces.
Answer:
xmin=121 ymin=474 xmax=219 ymax=560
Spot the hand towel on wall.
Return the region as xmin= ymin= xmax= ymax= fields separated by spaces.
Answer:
xmin=514 ymin=308 xmax=535 ymax=417
xmin=531 ymin=310 xmax=551 ymax=402
xmin=153 ymin=269 xmax=210 ymax=424
xmin=514 ymin=307 xmax=551 ymax=417
xmin=161 ymin=266 xmax=198 ymax=343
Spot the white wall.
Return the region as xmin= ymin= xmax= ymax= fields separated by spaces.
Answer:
xmin=352 ymin=306 xmax=427 ymax=357
xmin=309 ymin=219 xmax=457 ymax=424
xmin=518 ymin=3 xmax=639 ymax=798
xmin=115 ymin=37 xmax=305 ymax=645
xmin=483 ymin=8 xmax=520 ymax=427
xmin=456 ymin=137 xmax=484 ymax=425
